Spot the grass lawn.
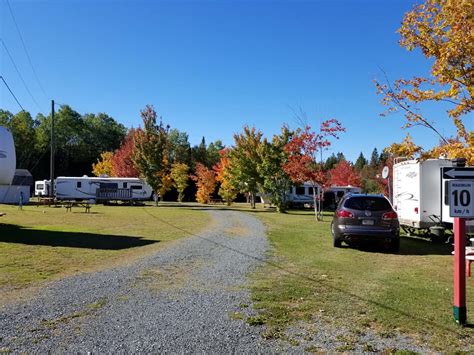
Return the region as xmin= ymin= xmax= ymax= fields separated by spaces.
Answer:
xmin=251 ymin=209 xmax=474 ymax=351
xmin=0 ymin=202 xmax=210 ymax=302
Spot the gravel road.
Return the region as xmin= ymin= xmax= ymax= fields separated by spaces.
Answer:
xmin=0 ymin=209 xmax=278 ymax=353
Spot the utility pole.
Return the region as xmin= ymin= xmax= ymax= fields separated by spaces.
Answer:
xmin=50 ymin=99 xmax=55 ymax=198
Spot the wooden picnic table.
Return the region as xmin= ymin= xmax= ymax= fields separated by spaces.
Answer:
xmin=64 ymin=201 xmax=92 ymax=213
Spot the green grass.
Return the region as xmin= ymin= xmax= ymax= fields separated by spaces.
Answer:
xmin=250 ymin=209 xmax=474 ymax=351
xmin=0 ymin=203 xmax=210 ymax=299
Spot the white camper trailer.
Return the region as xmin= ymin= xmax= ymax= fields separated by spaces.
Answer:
xmin=393 ymin=158 xmax=473 ymax=238
xmin=35 ymin=180 xmax=51 ymax=196
xmin=55 ymin=176 xmax=153 ymax=203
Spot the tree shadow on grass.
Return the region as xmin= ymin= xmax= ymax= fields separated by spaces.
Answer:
xmin=0 ymin=224 xmax=158 ymax=250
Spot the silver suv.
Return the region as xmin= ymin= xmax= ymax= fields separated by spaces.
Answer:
xmin=331 ymin=194 xmax=400 ymax=251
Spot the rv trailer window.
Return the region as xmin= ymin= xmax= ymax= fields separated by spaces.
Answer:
xmin=77 ymin=182 xmax=82 ymax=188
xmin=308 ymin=187 xmax=314 ymax=195
xmin=123 ymin=182 xmax=128 ymax=188
xmin=296 ymin=187 xmax=305 ymax=195
xmin=131 ymin=185 xmax=142 ymax=190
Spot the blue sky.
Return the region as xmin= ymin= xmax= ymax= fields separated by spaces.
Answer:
xmin=1 ymin=0 xmax=470 ymax=162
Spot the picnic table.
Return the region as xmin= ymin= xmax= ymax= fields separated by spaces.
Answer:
xmin=63 ymin=201 xmax=92 ymax=213
xmin=453 ymin=242 xmax=474 ymax=277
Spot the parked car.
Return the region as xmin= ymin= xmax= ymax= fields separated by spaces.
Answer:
xmin=330 ymin=194 xmax=400 ymax=251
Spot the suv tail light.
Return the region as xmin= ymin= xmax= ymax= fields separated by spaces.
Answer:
xmin=336 ymin=210 xmax=354 ymax=218
xmin=382 ymin=211 xmax=398 ymax=220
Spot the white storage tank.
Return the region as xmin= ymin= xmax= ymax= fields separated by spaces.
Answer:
xmin=0 ymin=126 xmax=16 ymax=185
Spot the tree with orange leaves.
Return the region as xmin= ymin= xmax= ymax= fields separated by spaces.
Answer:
xmin=191 ymin=163 xmax=216 ymax=204
xmin=214 ymin=149 xmax=238 ymax=205
xmin=375 ymin=0 xmax=473 ymax=164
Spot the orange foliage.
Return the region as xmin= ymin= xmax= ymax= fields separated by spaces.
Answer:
xmin=191 ymin=163 xmax=216 ymax=204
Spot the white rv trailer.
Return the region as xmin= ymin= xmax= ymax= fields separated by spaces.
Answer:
xmin=55 ymin=176 xmax=153 ymax=203
xmin=260 ymin=183 xmax=362 ymax=208
xmin=393 ymin=158 xmax=473 ymax=238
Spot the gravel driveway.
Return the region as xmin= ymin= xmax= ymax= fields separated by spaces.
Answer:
xmin=0 ymin=209 xmax=278 ymax=353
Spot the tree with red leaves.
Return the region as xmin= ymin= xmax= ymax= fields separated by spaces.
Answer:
xmin=284 ymin=119 xmax=345 ymax=220
xmin=328 ymin=160 xmax=361 ymax=187
xmin=191 ymin=163 xmax=216 ymax=204
xmin=111 ymin=129 xmax=141 ymax=177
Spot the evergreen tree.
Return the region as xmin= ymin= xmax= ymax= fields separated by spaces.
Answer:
xmin=354 ymin=152 xmax=367 ymax=171
xmin=324 ymin=153 xmax=338 ymax=170
xmin=369 ymin=148 xmax=379 ymax=168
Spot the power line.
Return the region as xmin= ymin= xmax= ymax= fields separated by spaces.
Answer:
xmin=0 ymin=38 xmax=43 ymax=111
xmin=0 ymin=75 xmax=25 ymax=111
xmin=5 ymin=0 xmax=48 ymax=99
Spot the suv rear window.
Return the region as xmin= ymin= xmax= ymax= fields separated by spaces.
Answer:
xmin=343 ymin=196 xmax=391 ymax=211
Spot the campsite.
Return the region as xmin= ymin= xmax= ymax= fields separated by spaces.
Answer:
xmin=1 ymin=0 xmax=473 ymax=352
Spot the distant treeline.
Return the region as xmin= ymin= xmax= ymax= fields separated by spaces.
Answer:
xmin=0 ymin=106 xmax=224 ymax=181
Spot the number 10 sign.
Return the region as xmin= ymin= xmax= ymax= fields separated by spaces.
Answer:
xmin=449 ymin=180 xmax=474 ymax=218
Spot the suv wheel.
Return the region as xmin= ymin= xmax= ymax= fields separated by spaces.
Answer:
xmin=331 ymin=222 xmax=342 ymax=247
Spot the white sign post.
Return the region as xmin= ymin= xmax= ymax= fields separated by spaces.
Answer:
xmin=449 ymin=180 xmax=474 ymax=218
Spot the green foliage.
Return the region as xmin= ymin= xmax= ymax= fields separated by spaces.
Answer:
xmin=257 ymin=126 xmax=293 ymax=212
xmin=207 ymin=140 xmax=224 ymax=167
xmin=0 ymin=106 xmax=126 ymax=178
xmin=168 ymin=129 xmax=191 ymax=166
xmin=369 ymin=147 xmax=379 ymax=167
xmin=324 ymin=153 xmax=338 ymax=170
xmin=354 ymin=152 xmax=368 ymax=171
xmin=8 ymin=110 xmax=37 ymax=169
xmin=170 ymin=163 xmax=190 ymax=202
xmin=228 ymin=126 xmax=264 ymax=208
xmin=133 ymin=105 xmax=170 ymax=203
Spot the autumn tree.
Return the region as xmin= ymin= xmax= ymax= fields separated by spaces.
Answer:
xmin=257 ymin=126 xmax=293 ymax=212
xmin=375 ymin=0 xmax=473 ymax=164
xmin=170 ymin=163 xmax=189 ymax=202
xmin=133 ymin=105 xmax=170 ymax=205
xmin=191 ymin=163 xmax=216 ymax=204
xmin=284 ymin=119 xmax=345 ymax=220
xmin=328 ymin=160 xmax=361 ymax=187
xmin=112 ymin=129 xmax=141 ymax=177
xmin=214 ymin=149 xmax=238 ymax=205
xmin=228 ymin=126 xmax=264 ymax=209
xmin=92 ymin=151 xmax=114 ymax=176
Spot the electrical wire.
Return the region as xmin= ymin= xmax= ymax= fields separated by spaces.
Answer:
xmin=0 ymin=38 xmax=43 ymax=111
xmin=5 ymin=0 xmax=48 ymax=100
xmin=0 ymin=75 xmax=25 ymax=111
